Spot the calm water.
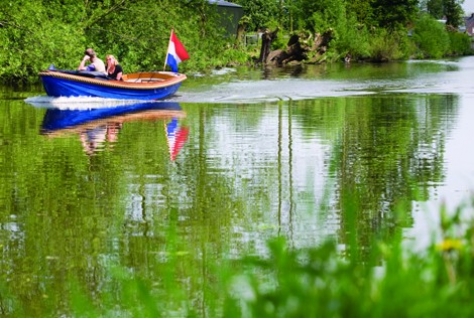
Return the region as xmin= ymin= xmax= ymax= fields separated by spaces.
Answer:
xmin=2 ymin=57 xmax=474 ymax=315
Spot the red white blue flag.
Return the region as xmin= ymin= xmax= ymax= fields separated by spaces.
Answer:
xmin=166 ymin=30 xmax=190 ymax=72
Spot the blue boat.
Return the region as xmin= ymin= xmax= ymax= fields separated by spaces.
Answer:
xmin=39 ymin=69 xmax=187 ymax=100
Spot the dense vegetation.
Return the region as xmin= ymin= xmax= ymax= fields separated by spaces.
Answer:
xmin=0 ymin=0 xmax=472 ymax=82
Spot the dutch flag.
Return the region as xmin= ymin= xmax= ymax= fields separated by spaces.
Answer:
xmin=166 ymin=30 xmax=190 ymax=72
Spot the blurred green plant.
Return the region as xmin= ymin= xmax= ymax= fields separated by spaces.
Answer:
xmin=2 ymin=195 xmax=474 ymax=317
xmin=222 ymin=200 xmax=474 ymax=317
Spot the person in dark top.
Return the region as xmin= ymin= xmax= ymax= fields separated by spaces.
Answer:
xmin=105 ymin=54 xmax=123 ymax=80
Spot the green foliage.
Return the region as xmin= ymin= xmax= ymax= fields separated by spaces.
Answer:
xmin=41 ymin=0 xmax=85 ymax=24
xmin=20 ymin=200 xmax=474 ymax=317
xmin=412 ymin=14 xmax=450 ymax=59
xmin=447 ymin=30 xmax=473 ymax=56
xmin=324 ymin=12 xmax=371 ymax=61
xmin=5 ymin=172 xmax=474 ymax=317
xmin=285 ymin=0 xmax=428 ymax=63
xmin=367 ymin=29 xmax=409 ymax=61
xmin=0 ymin=1 xmax=85 ymax=83
xmin=0 ymin=0 xmax=240 ymax=82
xmin=444 ymin=0 xmax=464 ymax=28
xmin=372 ymin=0 xmax=419 ymax=30
xmin=345 ymin=0 xmax=375 ymax=27
xmin=0 ymin=0 xmax=471 ymax=84
xmin=426 ymin=0 xmax=445 ymax=19
xmin=290 ymin=0 xmax=330 ymax=32
xmin=221 ymin=202 xmax=474 ymax=317
xmin=310 ymin=0 xmax=346 ymax=34
xmin=426 ymin=0 xmax=465 ymax=28
xmin=233 ymin=0 xmax=280 ymax=31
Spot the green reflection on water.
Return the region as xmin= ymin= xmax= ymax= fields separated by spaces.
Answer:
xmin=0 ymin=71 xmax=460 ymax=316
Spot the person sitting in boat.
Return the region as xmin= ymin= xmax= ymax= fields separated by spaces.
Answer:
xmin=105 ymin=55 xmax=123 ymax=81
xmin=78 ymin=48 xmax=106 ymax=74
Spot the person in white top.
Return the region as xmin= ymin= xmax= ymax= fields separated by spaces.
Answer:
xmin=78 ymin=48 xmax=106 ymax=74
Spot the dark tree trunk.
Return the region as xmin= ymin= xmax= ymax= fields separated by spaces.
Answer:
xmin=257 ymin=28 xmax=336 ymax=67
xmin=258 ymin=28 xmax=335 ymax=67
xmin=265 ymin=33 xmax=308 ymax=66
xmin=258 ymin=28 xmax=279 ymax=64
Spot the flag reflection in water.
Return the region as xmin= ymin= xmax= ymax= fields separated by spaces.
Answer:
xmin=166 ymin=118 xmax=189 ymax=161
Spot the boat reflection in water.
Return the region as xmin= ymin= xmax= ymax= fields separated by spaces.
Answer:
xmin=39 ymin=101 xmax=189 ymax=159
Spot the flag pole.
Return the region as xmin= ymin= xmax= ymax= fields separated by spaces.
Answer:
xmin=164 ymin=29 xmax=174 ymax=71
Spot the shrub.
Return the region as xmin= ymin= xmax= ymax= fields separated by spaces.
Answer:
xmin=447 ymin=31 xmax=473 ymax=56
xmin=411 ymin=14 xmax=450 ymax=59
xmin=368 ymin=28 xmax=408 ymax=62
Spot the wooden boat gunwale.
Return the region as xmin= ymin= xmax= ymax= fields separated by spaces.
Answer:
xmin=39 ymin=70 xmax=187 ymax=90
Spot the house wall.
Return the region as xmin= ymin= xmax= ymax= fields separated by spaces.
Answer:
xmin=464 ymin=13 xmax=474 ymax=36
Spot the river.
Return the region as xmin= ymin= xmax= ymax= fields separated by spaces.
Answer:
xmin=1 ymin=56 xmax=474 ymax=316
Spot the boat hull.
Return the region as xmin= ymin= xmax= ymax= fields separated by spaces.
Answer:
xmin=39 ymin=70 xmax=186 ymax=100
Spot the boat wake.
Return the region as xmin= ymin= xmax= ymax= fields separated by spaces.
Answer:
xmin=24 ymin=96 xmax=153 ymax=110
xmin=171 ymin=79 xmax=376 ymax=104
xmin=170 ymin=74 xmax=474 ymax=104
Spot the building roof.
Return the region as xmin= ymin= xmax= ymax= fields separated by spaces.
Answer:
xmin=208 ymin=0 xmax=243 ymax=8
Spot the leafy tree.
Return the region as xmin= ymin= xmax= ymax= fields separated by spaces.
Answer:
xmin=444 ymin=0 xmax=464 ymax=28
xmin=426 ymin=0 xmax=464 ymax=28
xmin=332 ymin=12 xmax=372 ymax=60
xmin=310 ymin=0 xmax=347 ymax=33
xmin=0 ymin=1 xmax=85 ymax=83
xmin=412 ymin=13 xmax=449 ymax=58
xmin=372 ymin=0 xmax=420 ymax=30
xmin=447 ymin=30 xmax=472 ymax=55
xmin=345 ymin=0 xmax=376 ymax=27
xmin=0 ymin=0 xmax=242 ymax=81
xmin=290 ymin=0 xmax=326 ymax=32
xmin=41 ymin=0 xmax=85 ymax=24
xmin=426 ymin=0 xmax=444 ymax=19
xmin=233 ymin=0 xmax=280 ymax=31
